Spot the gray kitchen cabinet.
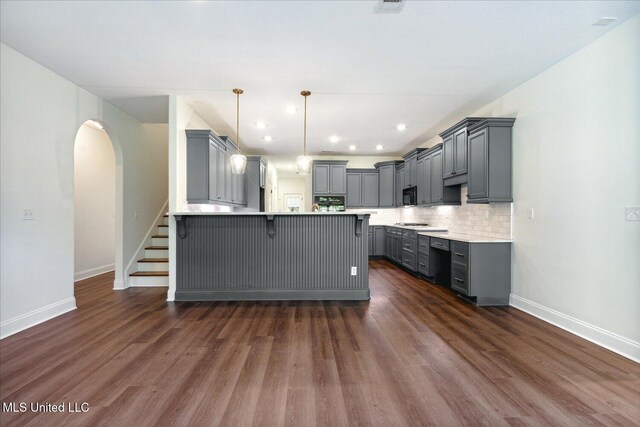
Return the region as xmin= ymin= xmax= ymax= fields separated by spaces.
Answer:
xmin=448 ymin=240 xmax=511 ymax=306
xmin=220 ymin=136 xmax=246 ymax=205
xmin=368 ymin=226 xmax=385 ymax=257
xmin=385 ymin=227 xmax=403 ymax=263
xmin=216 ymin=141 xmax=227 ymax=201
xmin=245 ymin=156 xmax=266 ymax=211
xmin=313 ymin=161 xmax=348 ymax=195
xmin=440 ymin=118 xmax=484 ymax=186
xmin=362 ymin=172 xmax=379 ymax=207
xmin=375 ymin=161 xmax=401 ymax=208
xmin=416 ymin=144 xmax=460 ymax=207
xmin=313 ymin=164 xmax=330 ymax=194
xmin=186 ymin=130 xmax=232 ymax=204
xmin=346 ymin=172 xmax=362 ymax=207
xmin=395 ymin=164 xmax=405 ymax=206
xmin=402 ymin=148 xmax=426 ymax=188
xmin=467 ymin=118 xmax=515 ymax=203
xmin=347 ymin=169 xmax=379 ymax=208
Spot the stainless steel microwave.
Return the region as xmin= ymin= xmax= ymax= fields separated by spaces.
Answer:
xmin=403 ymin=186 xmax=417 ymax=206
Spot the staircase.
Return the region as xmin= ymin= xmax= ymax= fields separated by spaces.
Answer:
xmin=128 ymin=215 xmax=169 ymax=287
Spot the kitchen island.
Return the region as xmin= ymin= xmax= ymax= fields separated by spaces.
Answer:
xmin=172 ymin=212 xmax=372 ymax=301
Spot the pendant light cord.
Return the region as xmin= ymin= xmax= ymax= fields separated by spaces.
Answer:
xmin=303 ymin=94 xmax=307 ymax=156
xmin=236 ymin=90 xmax=240 ymax=154
xmin=233 ymin=88 xmax=243 ymax=154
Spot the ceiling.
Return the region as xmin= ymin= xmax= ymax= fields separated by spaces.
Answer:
xmin=2 ymin=1 xmax=639 ymax=156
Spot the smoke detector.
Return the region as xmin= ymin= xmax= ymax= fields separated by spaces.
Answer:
xmin=376 ymin=0 xmax=404 ymax=13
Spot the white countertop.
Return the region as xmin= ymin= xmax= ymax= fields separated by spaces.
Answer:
xmin=376 ymin=225 xmax=448 ymax=232
xmin=171 ymin=211 xmax=377 ymax=216
xmin=417 ymin=231 xmax=512 ymax=243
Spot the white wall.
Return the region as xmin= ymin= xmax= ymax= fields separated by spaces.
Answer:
xmin=420 ymin=16 xmax=640 ymax=360
xmin=0 ymin=43 xmax=168 ymax=338
xmin=277 ymin=177 xmax=307 ymax=212
xmin=74 ymin=124 xmax=116 ymax=280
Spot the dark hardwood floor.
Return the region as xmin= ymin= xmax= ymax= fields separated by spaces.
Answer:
xmin=1 ymin=259 xmax=639 ymax=426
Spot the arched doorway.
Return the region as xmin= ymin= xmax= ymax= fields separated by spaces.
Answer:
xmin=73 ymin=120 xmax=125 ymax=290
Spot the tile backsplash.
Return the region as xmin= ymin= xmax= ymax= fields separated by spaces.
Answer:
xmin=349 ymin=186 xmax=512 ymax=239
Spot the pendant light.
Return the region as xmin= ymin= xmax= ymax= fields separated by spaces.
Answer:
xmin=229 ymin=88 xmax=247 ymax=174
xmin=297 ymin=90 xmax=313 ymax=175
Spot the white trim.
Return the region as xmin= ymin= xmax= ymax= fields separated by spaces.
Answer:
xmin=123 ymin=200 xmax=168 ymax=289
xmin=113 ymin=278 xmax=125 ymax=290
xmin=0 ymin=297 xmax=77 ymax=339
xmin=510 ymin=294 xmax=640 ymax=363
xmin=74 ymin=264 xmax=115 ymax=281
xmin=167 ymin=289 xmax=175 ymax=302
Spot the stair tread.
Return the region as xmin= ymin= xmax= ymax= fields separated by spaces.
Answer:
xmin=158 ymin=225 xmax=168 ymax=227
xmin=152 ymin=235 xmax=168 ymax=238
xmin=130 ymin=271 xmax=169 ymax=277
xmin=138 ymin=258 xmax=169 ymax=263
xmin=145 ymin=246 xmax=168 ymax=250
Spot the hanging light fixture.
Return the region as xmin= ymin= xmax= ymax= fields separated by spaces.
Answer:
xmin=230 ymin=88 xmax=247 ymax=174
xmin=297 ymin=90 xmax=313 ymax=175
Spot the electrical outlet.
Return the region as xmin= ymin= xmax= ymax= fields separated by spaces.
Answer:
xmin=626 ymin=207 xmax=640 ymax=221
xmin=351 ymin=266 xmax=357 ymax=276
xmin=23 ymin=209 xmax=34 ymax=220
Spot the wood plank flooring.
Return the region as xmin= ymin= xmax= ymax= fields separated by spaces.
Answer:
xmin=1 ymin=259 xmax=638 ymax=426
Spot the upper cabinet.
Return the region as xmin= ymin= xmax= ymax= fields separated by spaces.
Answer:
xmin=402 ymin=148 xmax=426 ymax=188
xmin=374 ymin=161 xmax=402 ymax=208
xmin=245 ymin=156 xmax=266 ymax=211
xmin=313 ymin=161 xmax=348 ymax=195
xmin=416 ymin=144 xmax=461 ymax=207
xmin=466 ymin=118 xmax=515 ymax=203
xmin=440 ymin=118 xmax=484 ymax=186
xmin=186 ymin=130 xmax=227 ymax=203
xmin=346 ymin=169 xmax=379 ymax=208
xmin=186 ymin=130 xmax=248 ymax=207
xmin=395 ymin=163 xmax=405 ymax=207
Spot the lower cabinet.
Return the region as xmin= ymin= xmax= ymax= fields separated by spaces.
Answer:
xmin=368 ymin=226 xmax=386 ymax=257
xmin=381 ymin=231 xmax=512 ymax=306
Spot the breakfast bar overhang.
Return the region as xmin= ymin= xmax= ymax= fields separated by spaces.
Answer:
xmin=172 ymin=212 xmax=372 ymax=301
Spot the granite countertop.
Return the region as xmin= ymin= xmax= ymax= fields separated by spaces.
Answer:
xmin=171 ymin=211 xmax=377 ymax=216
xmin=417 ymin=231 xmax=512 ymax=243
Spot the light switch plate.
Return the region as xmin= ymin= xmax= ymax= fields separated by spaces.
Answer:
xmin=625 ymin=207 xmax=640 ymax=221
xmin=23 ymin=209 xmax=34 ymax=220
xmin=351 ymin=266 xmax=357 ymax=276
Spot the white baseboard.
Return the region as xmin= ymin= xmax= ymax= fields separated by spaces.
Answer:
xmin=166 ymin=289 xmax=175 ymax=302
xmin=113 ymin=278 xmax=126 ymax=290
xmin=509 ymin=294 xmax=640 ymax=363
xmin=0 ymin=297 xmax=77 ymax=339
xmin=74 ymin=264 xmax=115 ymax=281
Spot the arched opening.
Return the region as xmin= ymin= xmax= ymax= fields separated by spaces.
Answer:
xmin=73 ymin=120 xmax=124 ymax=290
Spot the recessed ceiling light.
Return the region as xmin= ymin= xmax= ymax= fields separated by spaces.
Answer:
xmin=329 ymin=135 xmax=340 ymax=143
xmin=349 ymin=145 xmax=356 ymax=151
xmin=593 ymin=17 xmax=616 ymax=26
xmin=286 ymin=105 xmax=297 ymax=114
xmin=376 ymin=144 xmax=383 ymax=151
xmin=256 ymin=121 xmax=267 ymax=129
xmin=264 ymin=135 xmax=272 ymax=142
xmin=397 ymin=123 xmax=407 ymax=131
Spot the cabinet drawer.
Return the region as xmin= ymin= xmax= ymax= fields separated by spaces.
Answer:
xmin=402 ymin=230 xmax=416 ymax=239
xmin=418 ymin=253 xmax=429 ymax=276
xmin=451 ymin=263 xmax=469 ymax=295
xmin=451 ymin=241 xmax=469 ymax=266
xmin=418 ymin=235 xmax=429 ymax=255
xmin=401 ymin=250 xmax=416 ymax=271
xmin=430 ymin=237 xmax=450 ymax=251
xmin=402 ymin=237 xmax=417 ymax=254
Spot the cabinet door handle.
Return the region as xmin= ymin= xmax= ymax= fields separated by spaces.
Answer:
xmin=419 ymin=263 xmax=425 ymax=267
xmin=454 ymin=252 xmax=464 ymax=257
xmin=436 ymin=242 xmax=443 ymax=247
xmin=454 ymin=277 xmax=464 ymax=283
